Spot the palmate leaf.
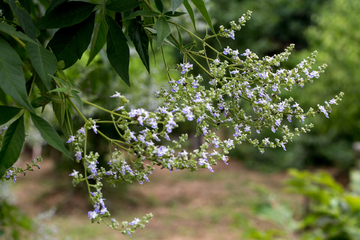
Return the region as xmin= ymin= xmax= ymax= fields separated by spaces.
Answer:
xmin=48 ymin=12 xmax=95 ymax=69
xmin=0 ymin=37 xmax=35 ymax=114
xmin=25 ymin=42 xmax=57 ymax=91
xmin=155 ymin=16 xmax=171 ymax=47
xmin=106 ymin=15 xmax=130 ymax=86
xmin=129 ymin=20 xmax=150 ymax=73
xmin=87 ymin=12 xmax=108 ymax=66
xmin=106 ymin=0 xmax=141 ymax=12
xmin=30 ymin=113 xmax=71 ymax=159
xmin=0 ymin=106 xmax=22 ymax=125
xmin=190 ymin=0 xmax=215 ymax=34
xmin=36 ymin=1 xmax=96 ymax=29
xmin=0 ymin=114 xmax=25 ymax=178
xmin=7 ymin=0 xmax=36 ymax=40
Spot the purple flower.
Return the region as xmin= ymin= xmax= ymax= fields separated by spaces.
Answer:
xmin=88 ymin=211 xmax=98 ymax=219
xmin=241 ymin=49 xmax=252 ymax=56
xmin=223 ymin=46 xmax=232 ymax=55
xmin=66 ymin=135 xmax=75 ymax=143
xmin=78 ymin=127 xmax=85 ymax=134
xmin=110 ymin=91 xmax=121 ymax=98
xmin=92 ymin=123 xmax=99 ymax=134
xmin=75 ymin=151 xmax=82 ymax=160
xmin=180 ymin=62 xmax=193 ymax=74
xmin=69 ymin=169 xmax=79 ymax=177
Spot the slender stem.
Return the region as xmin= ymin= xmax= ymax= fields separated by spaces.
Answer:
xmin=69 ymin=98 xmax=87 ymax=122
xmin=12 ymin=36 xmax=25 ymax=48
xmin=82 ymin=100 xmax=130 ymax=119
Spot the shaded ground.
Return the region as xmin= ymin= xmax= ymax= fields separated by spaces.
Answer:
xmin=11 ymin=157 xmax=303 ymax=240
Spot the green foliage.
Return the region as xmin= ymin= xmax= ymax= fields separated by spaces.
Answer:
xmin=245 ymin=169 xmax=360 ymax=240
xmin=0 ymin=115 xmax=25 ymax=177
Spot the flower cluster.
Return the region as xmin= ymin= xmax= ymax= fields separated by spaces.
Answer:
xmin=1 ymin=157 xmax=43 ymax=183
xmin=64 ymin=12 xmax=343 ymax=236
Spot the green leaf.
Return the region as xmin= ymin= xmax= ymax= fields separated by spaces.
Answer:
xmin=48 ymin=12 xmax=95 ymax=69
xmin=87 ymin=14 xmax=108 ymax=66
xmin=155 ymin=0 xmax=163 ymax=13
xmin=45 ymin=0 xmax=67 ymax=14
xmin=25 ymin=43 xmax=57 ymax=91
xmin=0 ymin=37 xmax=35 ymax=113
xmin=0 ymin=106 xmax=22 ymax=125
xmin=52 ymin=101 xmax=65 ymax=129
xmin=70 ymin=89 xmax=82 ymax=109
xmin=190 ymin=0 xmax=215 ymax=34
xmin=155 ymin=16 xmax=171 ymax=47
xmin=105 ymin=15 xmax=130 ymax=86
xmin=48 ymin=87 xmax=70 ymax=94
xmin=164 ymin=11 xmax=186 ymax=17
xmin=30 ymin=113 xmax=71 ymax=158
xmin=0 ymin=114 xmax=25 ymax=178
xmin=129 ymin=20 xmax=149 ymax=73
xmin=36 ymin=1 xmax=96 ymax=29
xmin=19 ymin=0 xmax=35 ymax=16
xmin=0 ymin=22 xmax=37 ymax=44
xmin=171 ymin=0 xmax=183 ymax=14
xmin=106 ymin=0 xmax=141 ymax=12
xmin=7 ymin=0 xmax=36 ymax=40
xmin=183 ymin=0 xmax=195 ymax=30
xmin=31 ymin=96 xmax=52 ymax=109
xmin=122 ymin=10 xmax=160 ymax=21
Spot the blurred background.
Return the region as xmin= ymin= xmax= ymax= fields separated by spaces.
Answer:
xmin=2 ymin=0 xmax=360 ymax=239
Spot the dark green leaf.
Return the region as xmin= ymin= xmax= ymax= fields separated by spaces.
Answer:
xmin=19 ymin=0 xmax=35 ymax=16
xmin=30 ymin=113 xmax=71 ymax=158
xmin=0 ymin=37 xmax=35 ymax=113
xmin=0 ymin=22 xmax=37 ymax=44
xmin=106 ymin=0 xmax=141 ymax=12
xmin=122 ymin=10 xmax=160 ymax=21
xmin=176 ymin=26 xmax=183 ymax=48
xmin=0 ymin=1 xmax=14 ymax=20
xmin=87 ymin=14 xmax=107 ymax=66
xmin=7 ymin=0 xmax=36 ymax=40
xmin=190 ymin=0 xmax=215 ymax=34
xmin=105 ymin=15 xmax=130 ymax=86
xmin=70 ymin=89 xmax=82 ymax=109
xmin=36 ymin=1 xmax=96 ymax=29
xmin=31 ymin=96 xmax=52 ymax=109
xmin=48 ymin=12 xmax=95 ymax=69
xmin=0 ymin=88 xmax=8 ymax=105
xmin=0 ymin=114 xmax=25 ymax=178
xmin=25 ymin=43 xmax=57 ymax=91
xmin=164 ymin=11 xmax=186 ymax=17
xmin=0 ymin=106 xmax=22 ymax=125
xmin=46 ymin=0 xmax=67 ymax=14
xmin=171 ymin=0 xmax=183 ymax=14
xmin=129 ymin=20 xmax=149 ymax=73
xmin=183 ymin=0 xmax=196 ymax=30
xmin=52 ymin=101 xmax=65 ymax=129
xmin=155 ymin=0 xmax=163 ymax=13
xmin=155 ymin=16 xmax=171 ymax=47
